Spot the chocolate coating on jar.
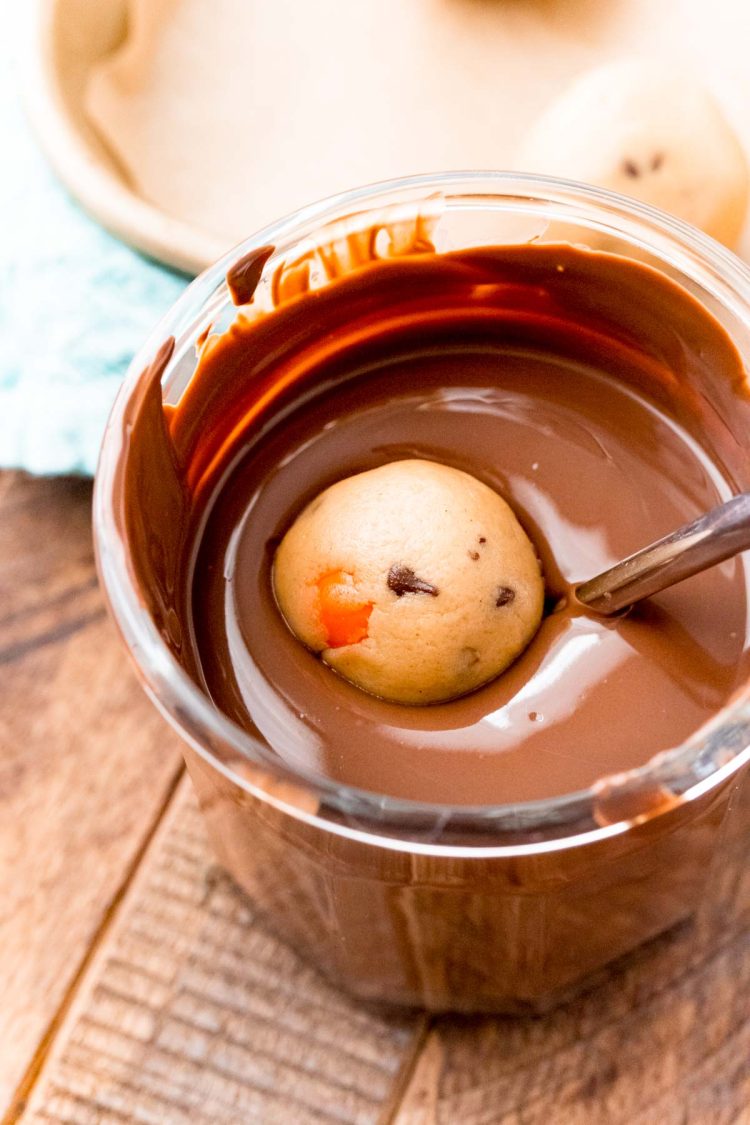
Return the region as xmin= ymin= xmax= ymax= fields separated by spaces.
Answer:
xmin=226 ymin=244 xmax=275 ymax=306
xmin=121 ymin=242 xmax=750 ymax=807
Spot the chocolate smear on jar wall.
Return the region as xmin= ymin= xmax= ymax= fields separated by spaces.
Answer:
xmin=226 ymin=244 xmax=275 ymax=306
xmin=121 ymin=242 xmax=750 ymax=806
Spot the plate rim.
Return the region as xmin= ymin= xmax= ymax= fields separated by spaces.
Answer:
xmin=24 ymin=0 xmax=226 ymax=275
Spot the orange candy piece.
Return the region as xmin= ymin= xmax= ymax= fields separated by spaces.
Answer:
xmin=315 ymin=570 xmax=373 ymax=648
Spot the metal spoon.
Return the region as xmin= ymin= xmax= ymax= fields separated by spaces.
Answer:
xmin=575 ymin=492 xmax=750 ymax=615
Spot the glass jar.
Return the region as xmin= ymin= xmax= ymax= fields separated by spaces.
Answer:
xmin=94 ymin=173 xmax=750 ymax=1013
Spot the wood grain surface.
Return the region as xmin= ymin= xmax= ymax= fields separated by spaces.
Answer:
xmin=0 ymin=474 xmax=183 ymax=1112
xmin=16 ymin=777 xmax=426 ymax=1125
xmin=395 ymin=913 xmax=750 ymax=1124
xmin=2 ymin=472 xmax=750 ymax=1124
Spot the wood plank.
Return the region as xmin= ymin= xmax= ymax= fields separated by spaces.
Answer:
xmin=18 ymin=778 xmax=426 ymax=1125
xmin=0 ymin=473 xmax=184 ymax=1112
xmin=18 ymin=770 xmax=750 ymax=1125
xmin=393 ymin=772 xmax=750 ymax=1125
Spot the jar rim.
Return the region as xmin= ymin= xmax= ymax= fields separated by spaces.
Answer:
xmin=93 ymin=170 xmax=750 ymax=854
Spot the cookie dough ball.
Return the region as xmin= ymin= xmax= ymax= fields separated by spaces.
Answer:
xmin=518 ymin=60 xmax=749 ymax=247
xmin=273 ymin=460 xmax=544 ymax=704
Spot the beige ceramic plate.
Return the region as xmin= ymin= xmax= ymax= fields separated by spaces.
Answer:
xmin=25 ymin=0 xmax=750 ymax=275
xmin=25 ymin=0 xmax=225 ymax=274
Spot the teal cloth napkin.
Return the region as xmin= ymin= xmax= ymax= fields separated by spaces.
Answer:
xmin=1 ymin=33 xmax=188 ymax=477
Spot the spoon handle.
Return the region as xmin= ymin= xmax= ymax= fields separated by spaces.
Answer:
xmin=575 ymin=492 xmax=750 ymax=615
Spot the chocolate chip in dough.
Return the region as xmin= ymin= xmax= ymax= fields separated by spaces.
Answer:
xmin=387 ymin=565 xmax=439 ymax=598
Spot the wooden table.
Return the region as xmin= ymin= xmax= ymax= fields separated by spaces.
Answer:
xmin=2 ymin=470 xmax=749 ymax=1125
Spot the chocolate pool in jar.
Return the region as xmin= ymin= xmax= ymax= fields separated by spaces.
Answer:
xmin=95 ymin=175 xmax=750 ymax=1012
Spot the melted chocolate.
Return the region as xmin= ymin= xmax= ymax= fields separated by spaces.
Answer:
xmin=226 ymin=245 xmax=275 ymax=306
xmin=122 ymin=243 xmax=750 ymax=808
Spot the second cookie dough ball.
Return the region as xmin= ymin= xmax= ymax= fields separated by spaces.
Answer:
xmin=273 ymin=459 xmax=544 ymax=704
xmin=518 ymin=60 xmax=749 ymax=247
